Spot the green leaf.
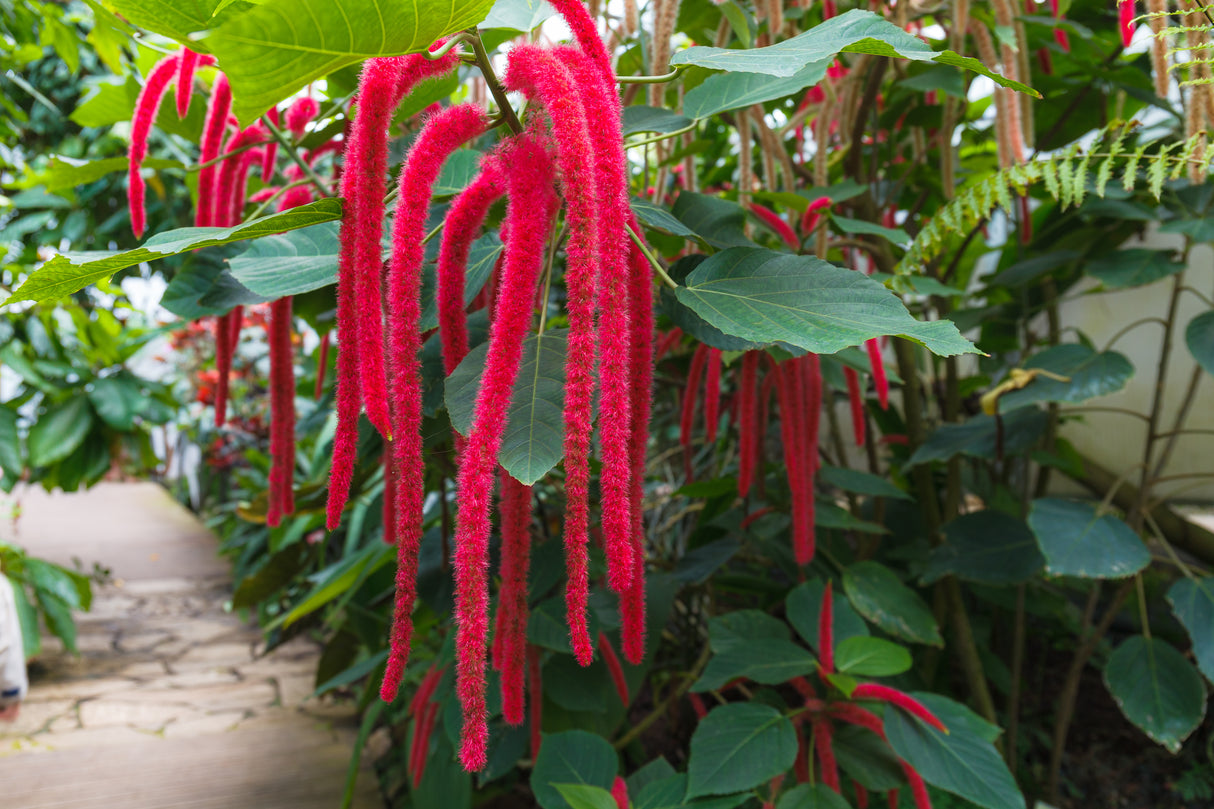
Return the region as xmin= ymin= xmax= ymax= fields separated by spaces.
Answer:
xmin=0 ymin=407 xmax=23 ymax=481
xmin=552 ymin=785 xmax=619 ymax=809
xmin=817 ymin=465 xmax=911 ymax=500
xmin=36 ymin=590 xmax=78 ymax=653
xmin=278 ymin=541 xmax=394 ymax=628
xmin=531 ymin=730 xmax=618 ymax=809
xmin=634 ymin=774 xmax=749 ymax=809
xmin=896 ymin=65 xmax=967 ymax=97
xmin=41 ymin=155 xmax=183 ymax=193
xmin=832 ymin=724 xmax=906 ymax=790
xmin=88 ymin=374 xmax=149 ymax=432
xmin=1167 ymin=577 xmax=1214 ymax=683
xmin=786 ymin=579 xmax=869 ymax=655
xmin=672 ymin=194 xmax=752 ymax=249
xmin=830 ymin=215 xmax=911 ymax=245
xmin=1185 ymin=311 xmax=1214 ymax=377
xmin=842 ymin=561 xmax=942 ymax=646
xmin=544 ymin=653 xmax=615 ymax=713
xmin=434 ymin=149 xmax=484 ymax=197
xmin=923 ymin=510 xmax=1045 ymax=585
xmin=420 ymin=234 xmax=502 ymax=331
xmin=708 ymin=609 xmax=791 ymax=653
xmin=685 ymin=703 xmax=798 ymax=799
xmin=107 ymin=0 xmax=225 ymax=47
xmin=1085 ymin=248 xmax=1184 ymax=290
xmin=1104 ymin=636 xmax=1206 ymax=753
xmin=908 ymin=407 xmax=1048 ymax=466
xmin=692 ymin=639 xmax=817 ymax=691
xmin=23 ymin=558 xmax=92 ymax=611
xmin=834 ymin=636 xmax=912 ymax=677
xmin=997 ymin=343 xmax=1134 ymax=412
xmin=683 ymin=60 xmax=832 ymax=119
xmin=481 ymin=0 xmax=555 ymax=31
xmin=5 ymin=200 xmax=343 ymax=305
xmin=1027 ymin=498 xmax=1150 ymax=579
xmin=623 ymin=105 xmax=695 ymax=135
xmin=1160 ymin=217 xmax=1214 ymax=242
xmin=672 ymin=248 xmax=977 ymax=357
xmin=885 ymin=694 xmax=1023 ymax=809
xmin=670 ymin=9 xmax=1037 ymax=96
xmin=445 ymin=329 xmax=567 ymax=485
xmin=228 ymin=222 xmax=342 ymax=297
xmin=775 ymin=784 xmax=852 ymax=809
xmin=632 ymin=199 xmax=704 ymax=242
xmin=28 ymin=398 xmax=95 ymax=468
xmin=203 ymin=0 xmax=496 ymax=125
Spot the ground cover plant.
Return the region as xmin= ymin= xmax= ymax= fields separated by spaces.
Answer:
xmin=4 ymin=0 xmax=1214 ymax=807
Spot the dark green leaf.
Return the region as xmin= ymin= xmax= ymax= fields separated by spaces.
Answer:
xmin=683 ymin=60 xmax=831 ymax=119
xmin=924 ymin=510 xmax=1045 ymax=585
xmin=633 ymin=198 xmax=703 ymax=241
xmin=23 ymin=558 xmax=91 ymax=611
xmin=1159 ymin=217 xmax=1214 ymax=241
xmin=832 ymin=723 xmax=906 ymax=790
xmin=685 ymin=703 xmax=798 ymax=799
xmin=834 ymin=636 xmax=911 ymax=676
xmin=5 ymin=200 xmax=343 ymax=305
xmin=552 ymin=785 xmax=618 ymax=809
xmin=28 ymin=398 xmax=95 ymax=468
xmin=0 ymin=407 xmax=22 ymax=481
xmin=670 ymin=9 xmax=1037 ymax=95
xmin=1167 ymin=577 xmax=1214 ymax=683
xmin=672 ymin=194 xmax=752 ymax=249
xmin=545 ymin=653 xmax=615 ymax=713
xmin=420 ymin=234 xmax=502 ymax=331
xmin=1185 ymin=311 xmax=1214 ymax=377
xmin=692 ymin=639 xmax=816 ymax=691
xmin=228 ymin=222 xmax=342 ymax=297
xmin=843 ymin=561 xmax=941 ymax=646
xmin=817 ymin=465 xmax=911 ymax=500
xmin=830 ymin=215 xmax=910 ymax=245
xmin=775 ymin=784 xmax=852 ymax=809
xmin=674 ymin=248 xmax=977 ymax=357
xmin=908 ymin=407 xmax=1048 ymax=466
xmin=446 ymin=329 xmax=567 ymax=485
xmin=42 ymin=156 xmax=183 ymax=193
xmin=708 ymin=609 xmax=790 ymax=653
xmin=35 ymin=591 xmax=78 ymax=653
xmin=531 ymin=730 xmax=618 ymax=809
xmin=1086 ymin=248 xmax=1183 ymax=290
xmin=434 ymin=149 xmax=484 ymax=197
xmin=623 ymin=106 xmax=695 ymax=134
xmin=786 ymin=579 xmax=869 ymax=654
xmin=1104 ymin=636 xmax=1206 ymax=753
xmin=991 ymin=250 xmax=1080 ymax=287
xmin=88 ymin=374 xmax=148 ymax=432
xmin=998 ymin=343 xmax=1134 ymax=412
xmin=675 ymin=538 xmax=741 ymax=585
xmin=1027 ymin=498 xmax=1150 ymax=579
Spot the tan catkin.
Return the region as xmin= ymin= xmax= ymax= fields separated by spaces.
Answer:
xmin=972 ymin=20 xmax=1018 ymax=167
xmin=1015 ymin=21 xmax=1035 ymax=150
xmin=1148 ymin=0 xmax=1170 ymax=99
xmin=951 ymin=0 xmax=970 ymax=54
xmin=650 ymin=0 xmax=681 ymax=107
xmin=589 ymin=0 xmax=601 ymax=19
xmin=769 ymin=0 xmax=785 ymax=35
xmin=714 ymin=15 xmax=731 ymax=47
xmin=754 ymin=108 xmax=796 ymax=189
xmin=624 ymin=0 xmax=638 ymax=37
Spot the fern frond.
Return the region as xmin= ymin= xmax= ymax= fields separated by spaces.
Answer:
xmin=1123 ymin=145 xmax=1147 ymax=192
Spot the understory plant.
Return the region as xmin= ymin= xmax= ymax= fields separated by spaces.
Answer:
xmin=4 ymin=0 xmax=1214 ymax=807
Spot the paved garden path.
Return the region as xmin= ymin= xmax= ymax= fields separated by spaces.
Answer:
xmin=0 ymin=482 xmax=382 ymax=809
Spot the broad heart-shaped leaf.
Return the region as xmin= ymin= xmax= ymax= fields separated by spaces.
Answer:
xmin=623 ymin=106 xmax=695 ymax=135
xmin=445 ymin=329 xmax=567 ymax=486
xmin=1186 ymin=310 xmax=1214 ymax=377
xmin=481 ymin=0 xmax=556 ymax=31
xmin=1167 ymin=577 xmax=1214 ymax=683
xmin=691 ymin=639 xmax=817 ymax=691
xmin=683 ymin=59 xmax=832 ymax=119
xmin=708 ymin=609 xmax=791 ymax=653
xmin=530 ymin=730 xmax=618 ymax=809
xmin=88 ymin=374 xmax=149 ymax=432
xmin=685 ymin=703 xmax=798 ymax=799
xmin=107 ymin=0 xmax=225 ymax=48
xmin=997 ymin=343 xmax=1134 ymax=412
xmin=27 ymin=398 xmax=95 ymax=468
xmin=634 ymin=774 xmax=749 ymax=809
xmin=202 ymin=0 xmax=496 ymax=125
xmin=832 ymin=724 xmax=906 ymax=790
xmin=552 ymin=784 xmax=618 ymax=809
xmin=786 ymin=579 xmax=869 ymax=655
xmin=817 ymin=465 xmax=911 ymax=500
xmin=834 ymin=636 xmax=912 ymax=677
xmin=41 ymin=156 xmax=183 ymax=193
xmin=774 ymin=783 xmax=852 ymax=809
xmin=907 ymin=406 xmax=1048 ymax=466
xmin=673 ymin=248 xmax=977 ymax=357
xmin=0 ymin=406 xmax=23 ymax=482
xmin=1027 ymin=498 xmax=1150 ymax=579
xmin=1104 ymin=636 xmax=1206 ymax=753
xmin=842 ymin=561 xmax=942 ymax=646
xmin=4 ymin=199 xmax=342 ymax=306
xmin=1085 ymin=248 xmax=1184 ymax=290
xmin=885 ymin=693 xmax=1023 ymax=809
xmin=228 ymin=222 xmax=342 ymax=296
xmin=672 ymin=194 xmax=751 ymax=249
xmin=670 ymin=9 xmax=1036 ymax=96
xmin=923 ymin=510 xmax=1045 ymax=585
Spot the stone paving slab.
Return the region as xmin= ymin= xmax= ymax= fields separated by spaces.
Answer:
xmin=0 ymin=483 xmax=381 ymax=809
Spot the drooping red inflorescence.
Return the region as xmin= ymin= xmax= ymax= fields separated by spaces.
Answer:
xmin=197 ymin=75 xmax=233 ymax=228
xmin=175 ymin=49 xmax=200 ymax=119
xmin=611 ymin=777 xmax=630 ymax=809
xmin=813 ymin=719 xmax=841 ymax=792
xmin=866 ymin=339 xmax=889 ymax=410
xmin=261 ymin=106 xmax=279 ymax=183
xmin=494 ymin=470 xmax=534 ymax=725
xmin=748 ymin=202 xmax=800 ymax=249
xmin=286 ymin=96 xmax=320 ymax=139
xmin=737 ymin=351 xmax=760 ymax=496
xmin=1119 ymin=0 xmax=1135 ymax=46
xmin=704 ymin=348 xmax=723 ymax=442
xmin=851 ymin=683 xmax=948 ymax=732
xmin=266 ymin=296 xmax=295 ymax=527
xmin=681 ymin=344 xmax=711 ymax=459
xmin=598 ymin=632 xmax=630 ymax=705
xmin=128 ymin=53 xmax=182 ymax=239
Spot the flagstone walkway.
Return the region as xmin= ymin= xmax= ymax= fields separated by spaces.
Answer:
xmin=0 ymin=482 xmax=382 ymax=809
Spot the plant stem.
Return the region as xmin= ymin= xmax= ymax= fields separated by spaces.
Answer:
xmin=613 ymin=642 xmax=711 ymax=750
xmin=468 ymin=30 xmax=523 ymax=136
xmin=261 ymin=113 xmax=333 ymax=198
xmin=627 ymin=224 xmax=678 ymax=289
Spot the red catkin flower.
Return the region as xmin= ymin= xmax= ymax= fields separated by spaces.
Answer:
xmin=818 ymin=580 xmax=835 ymax=674
xmin=214 ymin=125 xmax=266 ymax=226
xmin=314 ymin=331 xmax=330 ymax=399
xmin=774 ymin=358 xmax=809 ymax=564
xmin=548 ymin=0 xmax=616 ymax=87
xmin=380 ymin=103 xmax=491 ymax=717
xmin=1119 ymin=0 xmax=1135 ymax=46
xmin=496 ymin=470 xmax=534 ymax=725
xmin=197 ymin=75 xmax=233 ymax=228
xmin=528 ymin=645 xmax=543 ymax=760
xmin=128 ymin=53 xmax=182 ymax=238
xmin=611 ymin=776 xmax=629 ymax=809
xmin=286 ymin=96 xmax=320 ymax=138
xmin=737 ymin=351 xmax=760 ymax=496
xmin=505 ymin=46 xmax=603 ymax=667
xmin=844 ymin=366 xmax=866 ymax=446
xmin=851 ymin=683 xmax=949 ymax=733
xmin=598 ymin=632 xmax=630 ymax=705
xmin=748 ymin=202 xmax=800 ymax=249
xmin=213 ymin=312 xmax=233 ymax=428
xmin=855 ymin=782 xmax=870 ymax=809
xmin=889 ymin=789 xmax=901 ymax=809
xmin=866 ymin=339 xmax=889 ymax=410
xmin=704 ymin=348 xmax=723 ymax=442
xmin=813 ymin=719 xmax=841 ymax=793
xmin=799 ymin=196 xmax=832 ymax=236
xmin=175 ymin=49 xmax=200 ymax=118
xmin=828 ymin=702 xmax=886 ymax=737
xmin=681 ymin=344 xmax=711 ymax=456
xmin=382 ymin=455 xmax=397 ymax=545
xmin=266 ymin=296 xmax=295 ymax=527
xmin=261 ymin=105 xmax=279 ymax=183
xmin=437 ymin=159 xmax=507 ymax=376
xmin=688 ymin=692 xmax=708 ymax=719
xmin=901 ymin=761 xmax=933 ymax=809
xmin=411 ymin=701 xmax=440 ymax=788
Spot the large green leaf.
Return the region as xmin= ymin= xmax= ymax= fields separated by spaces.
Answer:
xmin=691 ymin=639 xmax=817 ymax=691
xmin=832 ymin=724 xmax=906 ymax=790
xmin=1085 ymin=248 xmax=1184 ymax=290
xmin=997 ymin=343 xmax=1134 ymax=412
xmin=817 ymin=465 xmax=911 ymax=500
xmin=1026 ymin=498 xmax=1150 ymax=579
xmin=923 ymin=510 xmax=1045 ymax=585
xmin=833 ymin=636 xmax=911 ymax=677
xmin=842 ymin=561 xmax=942 ymax=646
xmin=202 ymin=0 xmax=496 ymax=125
xmin=88 ymin=374 xmax=149 ymax=432
xmin=683 ymin=60 xmax=832 ymax=119
xmin=0 ymin=407 xmax=22 ymax=482
xmin=4 ymin=199 xmax=343 ymax=305
xmin=1104 ymin=636 xmax=1206 ymax=753
xmin=774 ymin=784 xmax=851 ymax=809
xmin=785 ymin=579 xmax=869 ymax=655
xmin=1186 ymin=310 xmax=1214 ymax=377
xmin=107 ymin=0 xmax=225 ymax=48
xmin=669 ymin=9 xmax=1037 ymax=96
xmin=907 ymin=407 xmax=1048 ymax=466
xmin=41 ymin=155 xmax=184 ymax=193
xmin=22 ymin=558 xmax=92 ymax=611
xmin=445 ymin=329 xmax=567 ymax=485
xmin=480 ymin=0 xmax=555 ymax=31
xmin=1166 ymin=577 xmax=1214 ymax=683
xmin=885 ymin=693 xmax=1023 ymax=809
xmin=708 ymin=609 xmax=791 ymax=652
xmin=531 ymin=730 xmax=618 ymax=809
xmin=623 ymin=106 xmax=695 ymax=135
xmin=672 ymin=248 xmax=977 ymax=357
xmin=228 ymin=222 xmax=343 ymax=297
xmin=634 ymin=774 xmax=749 ymax=809
xmin=27 ymin=398 xmax=95 ymax=468
xmin=552 ymin=785 xmax=618 ymax=809
xmin=671 ymin=194 xmax=751 ymax=249
xmin=685 ymin=703 xmax=798 ymax=799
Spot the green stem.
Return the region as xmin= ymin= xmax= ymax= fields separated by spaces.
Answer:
xmin=627 ymin=120 xmax=699 ymax=149
xmin=261 ymin=112 xmax=333 ymax=198
xmin=618 ymin=67 xmax=685 ymax=84
xmin=626 ymin=224 xmax=678 ymax=289
xmin=468 ymin=30 xmax=523 ymax=136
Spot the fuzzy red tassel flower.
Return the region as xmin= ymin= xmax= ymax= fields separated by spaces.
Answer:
xmin=128 ymin=53 xmax=182 ymax=238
